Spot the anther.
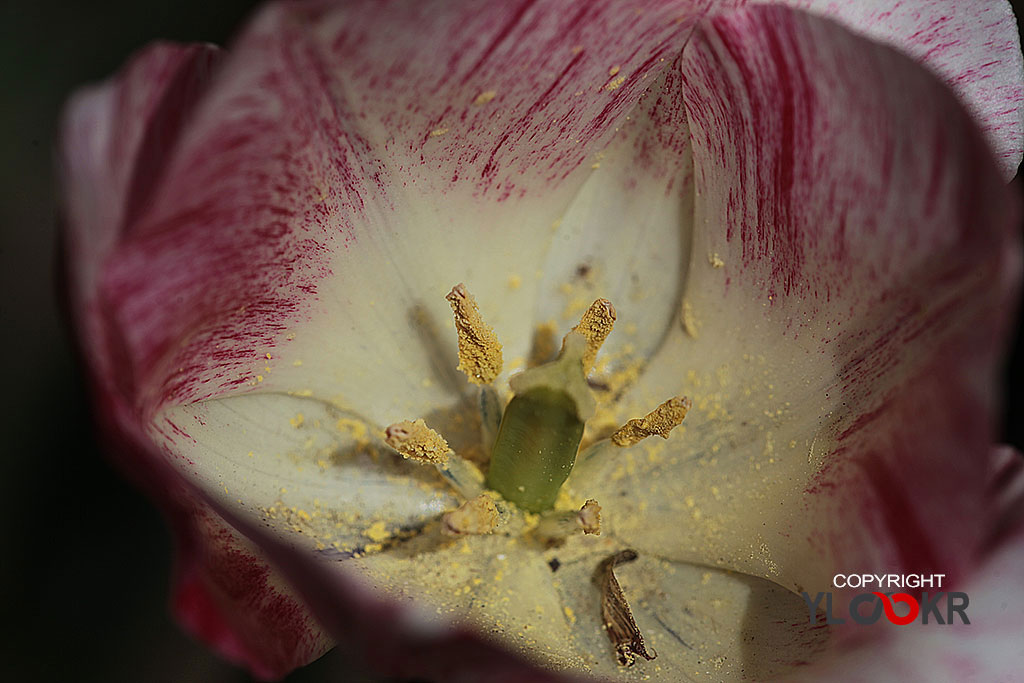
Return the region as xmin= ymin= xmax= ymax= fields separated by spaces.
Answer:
xmin=446 ymin=283 xmax=503 ymax=384
xmin=384 ymin=419 xmax=485 ymax=499
xmin=611 ymin=396 xmax=692 ymax=447
xmin=578 ymin=499 xmax=602 ymax=535
xmin=441 ymin=494 xmax=500 ymax=536
xmin=535 ymin=499 xmax=603 ymax=541
xmin=566 ymin=298 xmax=616 ymax=373
xmin=384 ymin=419 xmax=450 ymax=465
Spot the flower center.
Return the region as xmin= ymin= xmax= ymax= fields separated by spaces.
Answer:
xmin=383 ymin=283 xmax=692 ymax=666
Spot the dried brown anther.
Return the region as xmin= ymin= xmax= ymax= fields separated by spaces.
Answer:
xmin=594 ymin=549 xmax=656 ymax=667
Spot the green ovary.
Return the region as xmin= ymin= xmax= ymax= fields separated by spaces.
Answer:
xmin=485 ymin=387 xmax=585 ymax=512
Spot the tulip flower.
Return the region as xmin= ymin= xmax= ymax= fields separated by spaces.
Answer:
xmin=60 ymin=0 xmax=1024 ymax=680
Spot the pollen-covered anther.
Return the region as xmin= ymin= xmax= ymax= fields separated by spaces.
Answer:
xmin=578 ymin=499 xmax=602 ymax=535
xmin=565 ymin=298 xmax=616 ymax=373
xmin=446 ymin=283 xmax=503 ymax=384
xmin=384 ymin=419 xmax=450 ymax=465
xmin=441 ymin=493 xmax=499 ymax=536
xmin=611 ymin=396 xmax=692 ymax=447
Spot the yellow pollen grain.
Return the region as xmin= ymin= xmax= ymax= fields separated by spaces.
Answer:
xmin=709 ymin=252 xmax=725 ymax=268
xmin=681 ymin=299 xmax=699 ymax=338
xmin=336 ymin=417 xmax=369 ymax=443
xmin=289 ymin=413 xmax=304 ymax=428
xmin=563 ymin=606 xmax=577 ymax=624
xmin=608 ymin=65 xmax=620 ymax=77
xmin=364 ymin=520 xmax=390 ymax=543
xmin=384 ymin=419 xmax=450 ymax=465
xmin=508 ymin=274 xmax=522 ymax=290
xmin=429 ymin=127 xmax=449 ymax=137
xmin=605 ymin=75 xmax=626 ymax=91
xmin=442 ymin=494 xmax=499 ymax=536
xmin=612 ymin=396 xmax=692 ymax=447
xmin=293 ymin=359 xmax=303 ymax=367
xmin=446 ymin=283 xmax=503 ymax=384
xmin=566 ymin=298 xmax=616 ymax=373
xmin=473 ymin=90 xmax=497 ymax=105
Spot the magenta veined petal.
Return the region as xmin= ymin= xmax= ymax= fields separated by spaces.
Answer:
xmin=595 ymin=0 xmax=1020 ymax=590
xmin=785 ymin=0 xmax=1024 ymax=178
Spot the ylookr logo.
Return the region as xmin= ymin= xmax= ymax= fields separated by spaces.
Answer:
xmin=801 ymin=573 xmax=970 ymax=626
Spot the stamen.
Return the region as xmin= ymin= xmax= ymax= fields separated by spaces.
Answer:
xmin=595 ymin=549 xmax=656 ymax=667
xmin=446 ymin=283 xmax=503 ymax=384
xmin=478 ymin=384 xmax=502 ymax=452
xmin=565 ymin=298 xmax=616 ymax=373
xmin=384 ymin=419 xmax=485 ymax=499
xmin=527 ymin=321 xmax=559 ymax=368
xmin=611 ymin=396 xmax=692 ymax=447
xmin=384 ymin=419 xmax=450 ymax=465
xmin=535 ymin=499 xmax=603 ymax=541
xmin=441 ymin=493 xmax=500 ymax=536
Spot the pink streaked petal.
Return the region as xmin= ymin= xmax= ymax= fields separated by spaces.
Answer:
xmin=782 ymin=0 xmax=1024 ymax=178
xmin=94 ymin=0 xmax=718 ymax=422
xmin=60 ymin=41 xmax=222 ymax=380
xmin=784 ymin=448 xmax=1024 ymax=682
xmin=76 ymin=375 xmax=332 ymax=678
xmin=584 ymin=3 xmax=1020 ymax=603
xmin=172 ymin=502 xmax=332 ymax=680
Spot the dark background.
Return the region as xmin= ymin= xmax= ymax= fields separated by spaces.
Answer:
xmin=1 ymin=2 xmax=1021 ymax=681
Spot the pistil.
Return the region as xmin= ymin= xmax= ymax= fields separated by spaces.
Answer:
xmin=485 ymin=332 xmax=595 ymax=512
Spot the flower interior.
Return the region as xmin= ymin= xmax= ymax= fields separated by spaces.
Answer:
xmin=162 ymin=264 xmax=833 ymax=679
xmin=78 ymin=2 xmax=1022 ymax=678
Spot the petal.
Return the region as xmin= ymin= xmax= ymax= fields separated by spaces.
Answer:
xmin=60 ymin=41 xmax=222 ymax=380
xmin=171 ymin=500 xmax=332 ymax=679
xmin=532 ymin=50 xmax=696 ymax=371
xmin=93 ymin=0 xmax=714 ymax=419
xmin=779 ymin=0 xmax=1024 ymax=178
xmin=783 ymin=448 xmax=1024 ymax=681
xmin=59 ymin=42 xmax=332 ymax=676
xmin=581 ymin=2 xmax=1020 ymax=602
xmin=210 ymin=500 xmax=579 ymax=683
